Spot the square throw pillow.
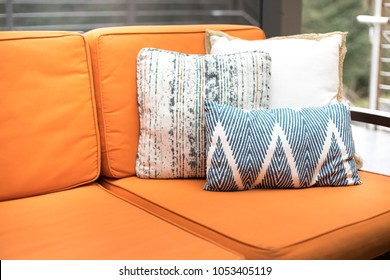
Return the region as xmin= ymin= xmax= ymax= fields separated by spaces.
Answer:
xmin=205 ymin=30 xmax=347 ymax=109
xmin=204 ymin=100 xmax=361 ymax=191
xmin=136 ymin=48 xmax=271 ymax=178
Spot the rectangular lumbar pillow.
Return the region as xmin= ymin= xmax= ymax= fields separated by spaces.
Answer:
xmin=204 ymin=100 xmax=361 ymax=191
xmin=205 ymin=30 xmax=347 ymax=109
xmin=136 ymin=48 xmax=271 ymax=178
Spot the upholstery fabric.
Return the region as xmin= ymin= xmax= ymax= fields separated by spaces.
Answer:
xmin=204 ymin=100 xmax=361 ymax=191
xmin=100 ymin=171 xmax=390 ymax=260
xmin=0 ymin=183 xmax=241 ymax=260
xmin=0 ymin=31 xmax=100 ymax=201
xmin=136 ymin=48 xmax=271 ymax=178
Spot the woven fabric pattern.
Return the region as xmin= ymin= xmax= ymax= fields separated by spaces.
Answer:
xmin=204 ymin=100 xmax=361 ymax=191
xmin=136 ymin=48 xmax=271 ymax=178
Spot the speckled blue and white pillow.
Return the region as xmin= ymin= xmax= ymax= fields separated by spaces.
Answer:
xmin=136 ymin=48 xmax=271 ymax=178
xmin=204 ymin=100 xmax=361 ymax=191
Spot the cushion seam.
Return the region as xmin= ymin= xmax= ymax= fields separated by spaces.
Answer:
xmin=100 ymin=178 xmax=390 ymax=258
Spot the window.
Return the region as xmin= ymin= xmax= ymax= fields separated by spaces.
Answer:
xmin=0 ymin=0 xmax=261 ymax=32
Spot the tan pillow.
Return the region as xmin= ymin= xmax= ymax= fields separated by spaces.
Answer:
xmin=205 ymin=29 xmax=347 ymax=108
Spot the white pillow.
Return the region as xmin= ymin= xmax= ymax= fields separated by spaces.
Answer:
xmin=206 ymin=30 xmax=347 ymax=109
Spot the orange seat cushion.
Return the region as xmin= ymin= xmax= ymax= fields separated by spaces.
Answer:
xmin=0 ymin=183 xmax=241 ymax=260
xmin=85 ymin=24 xmax=265 ymax=179
xmin=101 ymin=171 xmax=390 ymax=259
xmin=0 ymin=31 xmax=100 ymax=201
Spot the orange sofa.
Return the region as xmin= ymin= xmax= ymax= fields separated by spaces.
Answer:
xmin=1 ymin=24 xmax=389 ymax=260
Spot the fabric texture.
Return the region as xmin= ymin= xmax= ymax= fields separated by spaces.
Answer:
xmin=204 ymin=100 xmax=361 ymax=191
xmin=85 ymin=24 xmax=265 ymax=179
xmin=101 ymin=171 xmax=390 ymax=260
xmin=0 ymin=31 xmax=100 ymax=201
xmin=136 ymin=48 xmax=271 ymax=178
xmin=205 ymin=30 xmax=347 ymax=109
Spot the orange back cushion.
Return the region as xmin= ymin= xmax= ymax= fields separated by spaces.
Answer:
xmin=0 ymin=31 xmax=100 ymax=201
xmin=85 ymin=24 xmax=265 ymax=178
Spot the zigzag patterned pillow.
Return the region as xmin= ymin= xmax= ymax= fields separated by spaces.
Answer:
xmin=204 ymin=100 xmax=361 ymax=191
xmin=136 ymin=48 xmax=271 ymax=178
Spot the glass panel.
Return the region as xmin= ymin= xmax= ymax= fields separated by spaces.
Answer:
xmin=303 ymin=0 xmax=390 ymax=175
xmin=0 ymin=0 xmax=261 ymax=31
xmin=302 ymin=0 xmax=372 ymax=109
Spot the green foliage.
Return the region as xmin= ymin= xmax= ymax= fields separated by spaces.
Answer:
xmin=302 ymin=0 xmax=372 ymax=98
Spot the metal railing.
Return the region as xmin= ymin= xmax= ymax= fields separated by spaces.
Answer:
xmin=379 ymin=1 xmax=390 ymax=111
xmin=0 ymin=0 xmax=260 ymax=32
xmin=357 ymin=0 xmax=390 ymax=111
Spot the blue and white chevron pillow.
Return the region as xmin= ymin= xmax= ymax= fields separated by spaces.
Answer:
xmin=204 ymin=100 xmax=361 ymax=191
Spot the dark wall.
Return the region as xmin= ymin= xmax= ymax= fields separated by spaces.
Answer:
xmin=262 ymin=0 xmax=302 ymax=37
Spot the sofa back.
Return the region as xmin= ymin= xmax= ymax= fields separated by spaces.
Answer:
xmin=85 ymin=24 xmax=265 ymax=178
xmin=0 ymin=31 xmax=100 ymax=201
